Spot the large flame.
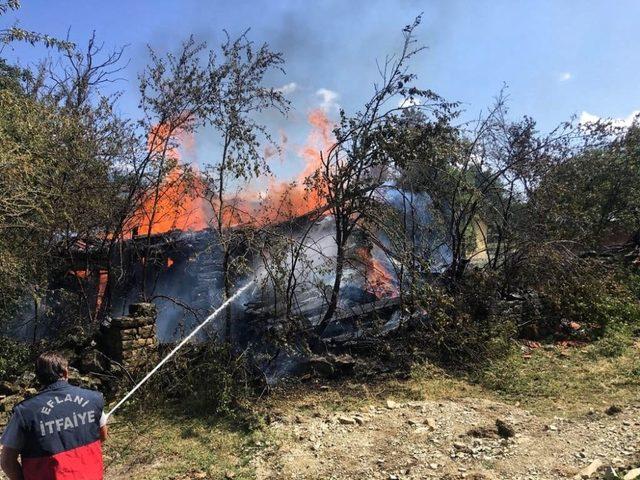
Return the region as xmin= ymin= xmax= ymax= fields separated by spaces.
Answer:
xmin=127 ymin=124 xmax=209 ymax=237
xmin=127 ymin=110 xmax=333 ymax=235
xmin=250 ymin=108 xmax=333 ymax=223
xmin=93 ymin=110 xmax=395 ymax=318
xmin=131 ymin=166 xmax=209 ymax=236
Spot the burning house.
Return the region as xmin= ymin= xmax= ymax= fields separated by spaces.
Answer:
xmin=10 ymin=109 xmax=452 ymax=382
xmin=96 ymin=200 xmax=448 ymax=380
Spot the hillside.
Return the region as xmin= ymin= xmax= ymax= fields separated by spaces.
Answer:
xmin=101 ymin=341 xmax=640 ymax=480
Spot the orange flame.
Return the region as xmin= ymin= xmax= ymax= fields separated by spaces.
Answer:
xmin=128 ymin=109 xmax=334 ymax=231
xmin=127 ymin=124 xmax=209 ymax=237
xmin=249 ymin=109 xmax=333 ymax=224
xmin=356 ymin=247 xmax=398 ymax=298
xmin=131 ymin=166 xmax=209 ymax=236
xmin=298 ymin=109 xmax=333 ymax=181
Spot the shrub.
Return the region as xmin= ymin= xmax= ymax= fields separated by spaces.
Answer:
xmin=407 ymin=271 xmax=516 ymax=370
xmin=135 ymin=341 xmax=259 ymax=419
xmin=509 ymin=245 xmax=640 ymax=339
xmin=591 ymin=322 xmax=634 ymax=358
xmin=0 ymin=336 xmax=31 ymax=381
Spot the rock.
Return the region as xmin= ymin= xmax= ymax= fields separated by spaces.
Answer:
xmin=386 ymin=399 xmax=400 ymax=409
xmin=110 ymin=316 xmax=154 ymax=329
xmin=496 ymin=419 xmax=515 ymax=438
xmin=193 ymin=471 xmax=207 ymax=479
xmin=306 ymin=354 xmax=355 ymax=378
xmin=606 ymin=405 xmax=623 ymax=416
xmin=624 ymin=468 xmax=640 ymax=480
xmin=573 ymin=459 xmax=603 ymax=479
xmin=467 ymin=425 xmax=497 ymax=438
xmin=67 ymin=367 xmax=101 ymax=390
xmin=224 ymin=471 xmax=236 ymax=479
xmin=0 ymin=381 xmax=20 ymax=396
xmin=546 ymin=424 xmax=558 ymax=431
xmin=78 ymin=349 xmax=105 ymax=374
xmin=128 ymin=302 xmax=157 ymax=317
xmin=354 ymin=416 xmax=366 ymax=426
xmin=338 ymin=416 xmax=357 ymax=425
xmin=453 ymin=442 xmax=473 ymax=454
xmin=425 ymin=417 xmax=437 ymax=430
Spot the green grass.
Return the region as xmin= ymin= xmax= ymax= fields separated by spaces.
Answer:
xmin=104 ymin=408 xmax=265 ymax=480
xmin=101 ymin=338 xmax=640 ymax=478
xmin=470 ymin=340 xmax=640 ymax=416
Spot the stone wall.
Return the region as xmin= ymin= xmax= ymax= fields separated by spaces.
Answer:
xmin=102 ymin=302 xmax=158 ymax=371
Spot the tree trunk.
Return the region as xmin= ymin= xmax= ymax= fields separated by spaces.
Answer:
xmin=32 ymin=295 xmax=39 ymax=344
xmin=222 ymin=247 xmax=232 ymax=343
xmin=317 ymin=242 xmax=345 ymax=337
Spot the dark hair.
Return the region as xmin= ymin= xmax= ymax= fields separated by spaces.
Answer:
xmin=35 ymin=352 xmax=68 ymax=385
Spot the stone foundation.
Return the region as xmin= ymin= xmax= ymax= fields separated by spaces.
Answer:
xmin=102 ymin=303 xmax=158 ymax=371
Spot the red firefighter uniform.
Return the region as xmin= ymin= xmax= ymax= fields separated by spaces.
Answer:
xmin=0 ymin=380 xmax=105 ymax=480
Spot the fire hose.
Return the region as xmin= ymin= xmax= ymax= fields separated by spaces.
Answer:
xmin=104 ymin=280 xmax=255 ymax=420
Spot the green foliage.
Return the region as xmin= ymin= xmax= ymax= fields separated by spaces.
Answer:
xmin=405 ymin=273 xmax=515 ymax=370
xmin=591 ymin=322 xmax=635 ymax=358
xmin=0 ymin=336 xmax=31 ymax=380
xmin=530 ymin=124 xmax=640 ymax=247
xmin=0 ymin=86 xmax=130 ymax=325
xmin=136 ymin=342 xmax=258 ymax=419
xmin=509 ymin=245 xmax=640 ymax=338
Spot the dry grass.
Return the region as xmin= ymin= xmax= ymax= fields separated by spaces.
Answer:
xmin=473 ymin=340 xmax=640 ymax=416
xmin=104 ymin=410 xmax=264 ymax=480
xmin=259 ymin=339 xmax=640 ymax=418
xmin=101 ymin=339 xmax=640 ymax=479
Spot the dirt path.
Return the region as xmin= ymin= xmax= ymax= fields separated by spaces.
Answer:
xmin=253 ymin=397 xmax=640 ymax=479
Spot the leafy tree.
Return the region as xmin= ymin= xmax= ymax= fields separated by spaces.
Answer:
xmin=0 ymin=0 xmax=72 ymax=50
xmin=200 ymin=31 xmax=289 ymax=342
xmin=0 ymin=86 xmax=124 ymax=333
xmin=530 ymin=120 xmax=640 ymax=247
xmin=308 ymin=16 xmax=455 ymax=335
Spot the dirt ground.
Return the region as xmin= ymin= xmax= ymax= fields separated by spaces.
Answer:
xmin=252 ymin=396 xmax=640 ymax=480
xmin=4 ymin=345 xmax=638 ymax=479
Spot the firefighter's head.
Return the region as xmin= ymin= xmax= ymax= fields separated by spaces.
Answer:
xmin=35 ymin=351 xmax=69 ymax=386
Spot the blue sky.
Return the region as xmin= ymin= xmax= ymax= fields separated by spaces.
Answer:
xmin=3 ymin=0 xmax=640 ymax=181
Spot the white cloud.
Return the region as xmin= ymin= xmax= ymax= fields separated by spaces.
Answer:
xmin=398 ymin=97 xmax=421 ymax=108
xmin=578 ymin=111 xmax=600 ymax=125
xmin=276 ymin=82 xmax=298 ymax=95
xmin=579 ymin=109 xmax=640 ymax=128
xmin=558 ymin=72 xmax=572 ymax=82
xmin=316 ymin=88 xmax=340 ymax=112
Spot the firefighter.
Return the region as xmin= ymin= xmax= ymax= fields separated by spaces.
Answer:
xmin=1 ymin=352 xmax=108 ymax=480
